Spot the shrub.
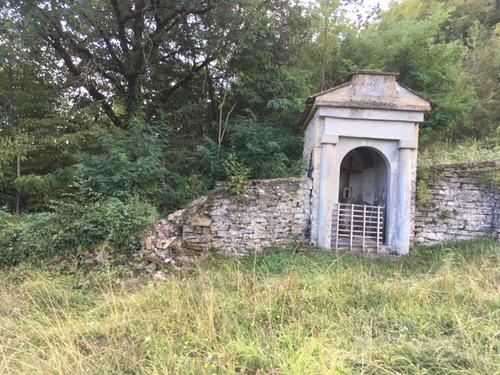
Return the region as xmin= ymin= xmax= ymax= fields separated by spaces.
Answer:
xmin=223 ymin=153 xmax=251 ymax=195
xmin=195 ymin=114 xmax=304 ymax=189
xmin=0 ymin=198 xmax=157 ymax=267
xmin=416 ymin=163 xmax=443 ymax=207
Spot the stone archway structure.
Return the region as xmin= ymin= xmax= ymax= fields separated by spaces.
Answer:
xmin=298 ymin=70 xmax=433 ymax=254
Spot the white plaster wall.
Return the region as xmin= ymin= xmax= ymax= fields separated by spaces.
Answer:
xmin=303 ymin=118 xmax=316 ymax=166
xmin=323 ymin=117 xmax=417 ymax=141
xmin=302 ymin=111 xmax=322 ymax=169
xmin=309 ymin=107 xmax=421 ymax=252
xmin=319 ymin=107 xmax=424 ymax=123
xmin=303 ymin=112 xmax=323 ymax=246
xmin=301 ymin=72 xmax=430 ymax=253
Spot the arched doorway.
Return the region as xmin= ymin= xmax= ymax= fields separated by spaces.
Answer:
xmin=339 ymin=147 xmax=388 ymax=205
xmin=333 ymin=147 xmax=388 ymax=252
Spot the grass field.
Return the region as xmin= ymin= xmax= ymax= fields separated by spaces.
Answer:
xmin=1 ymin=239 xmax=499 ymax=374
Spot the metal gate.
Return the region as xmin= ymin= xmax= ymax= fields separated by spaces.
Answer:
xmin=332 ymin=203 xmax=385 ymax=252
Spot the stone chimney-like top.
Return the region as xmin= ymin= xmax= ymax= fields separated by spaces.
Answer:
xmin=350 ymin=70 xmax=398 ymax=98
xmin=298 ymin=70 xmax=433 ymax=128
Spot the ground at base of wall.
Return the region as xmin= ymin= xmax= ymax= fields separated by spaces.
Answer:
xmin=144 ymin=238 xmax=499 ymax=269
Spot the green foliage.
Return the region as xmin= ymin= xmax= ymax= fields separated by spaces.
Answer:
xmin=352 ymin=7 xmax=475 ymax=133
xmin=71 ymin=120 xmax=168 ymax=202
xmin=0 ymin=198 xmax=157 ymax=267
xmin=235 ymin=67 xmax=313 ymax=125
xmin=223 ymin=153 xmax=251 ymax=196
xmin=196 ymin=138 xmax=227 ymax=184
xmin=226 ymin=115 xmax=303 ymax=179
xmin=70 ymin=118 xmax=202 ymax=214
xmin=196 ymin=114 xmax=303 ymax=189
xmin=416 ymin=162 xmax=443 ymax=207
xmin=462 ymin=25 xmax=500 ymax=138
xmin=419 ymin=138 xmax=500 ymax=165
xmin=484 ymin=168 xmax=500 ymax=188
xmin=416 ymin=179 xmax=435 ymax=208
xmin=438 ymin=209 xmax=452 ymax=220
xmin=381 ymin=0 xmax=499 ymax=138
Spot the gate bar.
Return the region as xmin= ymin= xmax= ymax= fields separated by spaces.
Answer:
xmin=335 ymin=203 xmax=340 ymax=251
xmin=362 ymin=205 xmax=366 ymax=252
xmin=376 ymin=206 xmax=381 ymax=253
xmin=349 ymin=204 xmax=354 ymax=250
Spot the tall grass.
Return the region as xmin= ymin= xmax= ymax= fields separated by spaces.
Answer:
xmin=418 ymin=138 xmax=499 ymax=166
xmin=0 ymin=240 xmax=499 ymax=374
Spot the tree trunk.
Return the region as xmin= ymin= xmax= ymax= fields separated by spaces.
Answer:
xmin=15 ymin=154 xmax=20 ymax=214
xmin=125 ymin=75 xmax=143 ymax=127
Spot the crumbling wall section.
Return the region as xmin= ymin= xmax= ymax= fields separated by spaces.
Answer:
xmin=144 ymin=178 xmax=312 ymax=259
xmin=413 ymin=160 xmax=499 ymax=245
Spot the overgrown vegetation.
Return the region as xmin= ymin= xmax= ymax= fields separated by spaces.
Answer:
xmin=223 ymin=153 xmax=251 ymax=196
xmin=416 ymin=163 xmax=443 ymax=207
xmin=0 ymin=0 xmax=499 ymax=261
xmin=418 ymin=138 xmax=500 ymax=166
xmin=0 ymin=199 xmax=157 ymax=267
xmin=416 ymin=138 xmax=499 ymax=206
xmin=0 ymin=240 xmax=498 ymax=374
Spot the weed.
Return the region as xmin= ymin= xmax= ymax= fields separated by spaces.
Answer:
xmin=438 ymin=209 xmax=452 ymax=220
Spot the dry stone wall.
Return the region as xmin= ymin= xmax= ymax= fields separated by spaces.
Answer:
xmin=210 ymin=178 xmax=312 ymax=255
xmin=144 ymin=161 xmax=498 ymax=261
xmin=144 ymin=178 xmax=312 ymax=259
xmin=413 ymin=160 xmax=499 ymax=245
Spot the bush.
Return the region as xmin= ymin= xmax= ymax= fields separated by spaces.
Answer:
xmin=0 ymin=198 xmax=157 ymax=267
xmin=223 ymin=153 xmax=251 ymax=195
xmin=195 ymin=114 xmax=304 ymax=189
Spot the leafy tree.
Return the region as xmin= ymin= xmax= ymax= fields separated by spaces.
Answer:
xmin=460 ymin=23 xmax=500 ymax=138
xmin=381 ymin=0 xmax=499 ymax=138
xmin=2 ymin=0 xmax=226 ymax=128
xmin=350 ymin=7 xmax=475 ymax=134
xmin=0 ymin=31 xmax=82 ymax=212
xmin=3 ymin=0 xmax=313 ymax=130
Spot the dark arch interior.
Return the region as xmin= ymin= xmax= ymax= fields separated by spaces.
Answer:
xmin=339 ymin=147 xmax=387 ymax=206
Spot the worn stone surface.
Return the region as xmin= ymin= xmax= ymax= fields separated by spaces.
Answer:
xmin=209 ymin=178 xmax=312 ymax=255
xmin=414 ymin=160 xmax=499 ymax=245
xmin=143 ymin=178 xmax=312 ymax=257
xmin=301 ymin=71 xmax=427 ymax=254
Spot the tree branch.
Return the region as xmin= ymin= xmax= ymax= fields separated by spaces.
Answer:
xmin=162 ymin=56 xmax=216 ymax=99
xmin=110 ymin=0 xmax=131 ymax=54
xmin=44 ymin=35 xmax=124 ymax=128
xmin=77 ymin=8 xmax=127 ymax=75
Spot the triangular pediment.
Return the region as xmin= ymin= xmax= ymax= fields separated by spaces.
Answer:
xmin=313 ymin=71 xmax=432 ymax=112
xmin=298 ymin=70 xmax=433 ymax=128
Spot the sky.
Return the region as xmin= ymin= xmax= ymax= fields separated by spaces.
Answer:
xmin=300 ymin=0 xmax=398 ymax=23
xmin=365 ymin=0 xmax=393 ymax=10
xmin=342 ymin=0 xmax=397 ymax=24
